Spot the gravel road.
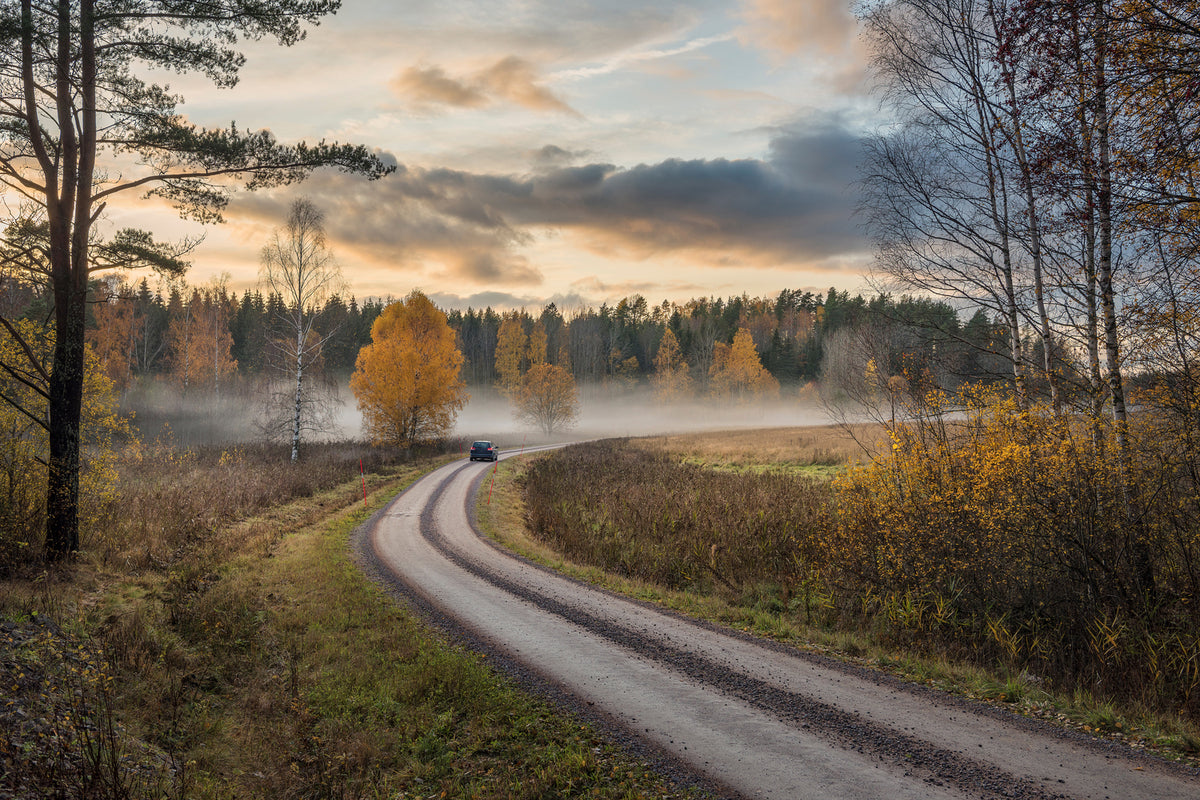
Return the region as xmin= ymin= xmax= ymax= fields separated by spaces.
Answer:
xmin=353 ymin=452 xmax=1200 ymax=800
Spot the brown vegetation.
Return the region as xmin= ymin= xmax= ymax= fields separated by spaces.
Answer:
xmin=523 ymin=438 xmax=830 ymax=598
xmin=520 ymin=415 xmax=1200 ymax=738
xmin=2 ymin=440 xmax=696 ymax=800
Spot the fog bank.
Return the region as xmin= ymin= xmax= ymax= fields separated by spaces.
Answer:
xmin=126 ymin=381 xmax=836 ymax=449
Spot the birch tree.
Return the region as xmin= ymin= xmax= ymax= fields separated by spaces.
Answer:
xmin=260 ymin=198 xmax=342 ymax=462
xmin=351 ymin=290 xmax=467 ymax=449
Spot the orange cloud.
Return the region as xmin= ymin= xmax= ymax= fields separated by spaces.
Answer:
xmin=390 ymin=57 xmax=578 ymax=116
xmin=391 ymin=65 xmax=489 ymax=109
xmin=741 ymin=0 xmax=869 ymax=91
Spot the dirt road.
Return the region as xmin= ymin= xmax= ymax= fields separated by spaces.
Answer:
xmin=356 ymin=454 xmax=1199 ymax=799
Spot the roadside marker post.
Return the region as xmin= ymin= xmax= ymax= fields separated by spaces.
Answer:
xmin=360 ymin=459 xmax=367 ymax=506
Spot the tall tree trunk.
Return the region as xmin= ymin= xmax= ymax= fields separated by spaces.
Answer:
xmin=1075 ymin=13 xmax=1106 ymax=445
xmin=1093 ymin=0 xmax=1155 ymax=607
xmin=974 ymin=90 xmax=1028 ymax=408
xmin=41 ymin=0 xmax=96 ymax=559
xmin=990 ymin=0 xmax=1059 ymax=411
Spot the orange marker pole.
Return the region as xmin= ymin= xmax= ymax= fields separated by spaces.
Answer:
xmin=360 ymin=459 xmax=367 ymax=506
xmin=487 ymin=461 xmax=498 ymax=504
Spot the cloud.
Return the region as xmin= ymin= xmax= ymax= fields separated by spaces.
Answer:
xmin=391 ymin=65 xmax=489 ymax=109
xmin=552 ymin=32 xmax=735 ymax=82
xmin=390 ymin=56 xmax=578 ymax=116
xmin=426 ymin=289 xmax=593 ymax=313
xmin=742 ymin=0 xmax=855 ymax=56
xmin=495 ymin=117 xmax=868 ymax=263
xmin=482 ymin=57 xmax=580 ymax=115
xmin=228 ymin=115 xmax=869 ymax=289
xmin=530 ymin=144 xmax=591 ymax=169
xmin=739 ymin=0 xmax=869 ymax=91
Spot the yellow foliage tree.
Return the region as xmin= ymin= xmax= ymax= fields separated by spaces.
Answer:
xmin=652 ymin=327 xmax=693 ymax=401
xmin=0 ymin=320 xmax=128 ymax=558
xmin=350 ymin=291 xmax=467 ymax=449
xmin=495 ymin=313 xmax=527 ymax=394
xmin=528 ymin=320 xmax=548 ymax=367
xmin=514 ymin=363 xmax=579 ymax=434
xmin=90 ymin=283 xmax=140 ymax=393
xmin=709 ymin=328 xmax=780 ymax=402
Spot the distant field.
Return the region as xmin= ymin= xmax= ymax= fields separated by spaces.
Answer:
xmin=634 ymin=422 xmax=882 ymax=476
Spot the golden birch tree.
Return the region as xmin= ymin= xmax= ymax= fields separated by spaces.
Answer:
xmin=351 ymin=290 xmax=467 ymax=449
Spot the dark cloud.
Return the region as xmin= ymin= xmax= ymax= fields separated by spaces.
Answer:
xmin=230 ymin=115 xmax=869 ymax=287
xmin=499 ymin=116 xmax=868 ymax=261
xmin=530 ymin=144 xmax=592 ymax=169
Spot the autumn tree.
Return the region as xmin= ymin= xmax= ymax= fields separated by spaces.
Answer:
xmin=709 ymin=329 xmax=780 ymax=402
xmin=90 ymin=280 xmax=140 ymax=395
xmin=651 ymin=327 xmax=692 ymax=401
xmin=166 ymin=288 xmax=199 ymax=394
xmin=351 ymin=290 xmax=467 ymax=449
xmin=528 ymin=320 xmax=548 ymax=367
xmin=0 ymin=0 xmax=391 ymax=557
xmin=495 ymin=313 xmax=528 ymax=394
xmin=514 ymin=363 xmax=579 ymax=434
xmin=260 ymin=199 xmax=344 ymax=462
xmin=0 ymin=319 xmax=127 ymax=556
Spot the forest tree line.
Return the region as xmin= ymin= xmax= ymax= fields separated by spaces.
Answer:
xmin=0 ymin=276 xmax=1025 ymax=403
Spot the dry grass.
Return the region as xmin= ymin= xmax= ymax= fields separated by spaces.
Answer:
xmin=523 ymin=439 xmax=829 ymax=596
xmin=636 ymin=423 xmax=882 ymax=474
xmin=1 ymin=440 xmax=702 ymax=800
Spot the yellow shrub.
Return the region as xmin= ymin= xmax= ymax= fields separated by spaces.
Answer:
xmin=0 ymin=320 xmax=130 ymax=565
xmin=826 ymin=385 xmax=1200 ymax=713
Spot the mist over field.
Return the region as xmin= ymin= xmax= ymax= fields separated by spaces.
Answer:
xmin=125 ymin=381 xmax=835 ymax=449
xmin=455 ymin=386 xmax=833 ymax=446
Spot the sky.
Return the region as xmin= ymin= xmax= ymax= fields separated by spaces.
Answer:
xmin=106 ymin=0 xmax=879 ymax=312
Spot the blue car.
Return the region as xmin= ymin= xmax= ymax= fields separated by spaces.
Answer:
xmin=469 ymin=440 xmax=499 ymax=462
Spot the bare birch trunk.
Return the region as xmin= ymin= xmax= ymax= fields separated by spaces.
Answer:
xmin=1094 ymin=0 xmax=1155 ymax=606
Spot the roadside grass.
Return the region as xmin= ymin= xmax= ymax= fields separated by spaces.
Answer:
xmin=479 ymin=433 xmax=1200 ymax=770
xmin=1 ymin=443 xmax=702 ymax=800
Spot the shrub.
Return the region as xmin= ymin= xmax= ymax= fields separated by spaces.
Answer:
xmin=522 ymin=439 xmax=830 ymax=597
xmin=827 ymin=386 xmax=1200 ymax=715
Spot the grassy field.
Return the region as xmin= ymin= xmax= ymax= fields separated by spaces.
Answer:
xmin=478 ymin=427 xmax=1200 ymax=769
xmin=0 ymin=442 xmax=702 ymax=800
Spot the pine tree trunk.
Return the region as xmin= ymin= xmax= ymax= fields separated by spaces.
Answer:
xmin=42 ymin=0 xmax=96 ymax=560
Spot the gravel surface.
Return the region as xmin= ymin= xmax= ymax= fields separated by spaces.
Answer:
xmin=353 ymin=455 xmax=1200 ymax=800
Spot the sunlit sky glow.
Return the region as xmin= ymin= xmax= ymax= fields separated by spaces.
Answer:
xmin=105 ymin=0 xmax=878 ymax=310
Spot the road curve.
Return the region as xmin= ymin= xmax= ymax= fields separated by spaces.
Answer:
xmin=357 ymin=452 xmax=1199 ymax=800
